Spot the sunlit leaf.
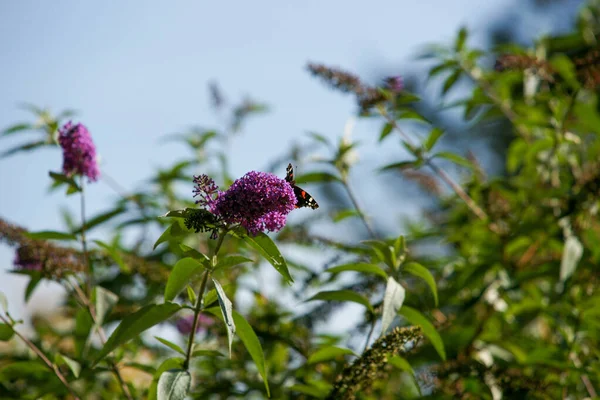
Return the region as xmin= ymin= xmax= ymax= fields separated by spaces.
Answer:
xmin=559 ymin=236 xmax=583 ymax=283
xmin=154 ymin=336 xmax=185 ymax=356
xmin=213 ymin=278 xmax=235 ymax=357
xmin=164 ymin=258 xmax=205 ymax=302
xmin=381 ymin=277 xmax=406 ymax=336
xmin=157 ymin=369 xmax=190 ymax=400
xmin=232 ymin=229 xmax=293 ymax=283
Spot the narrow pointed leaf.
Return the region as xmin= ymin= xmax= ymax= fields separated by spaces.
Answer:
xmin=381 ymin=277 xmax=406 ymax=336
xmin=215 ymin=255 xmax=253 ymax=270
xmin=154 ymin=336 xmax=185 ymax=356
xmin=26 ymin=230 xmax=76 ymax=241
xmin=92 ymin=303 xmax=181 ymax=366
xmin=164 ymin=258 xmax=204 ymax=302
xmin=403 ymin=262 xmax=438 ymax=306
xmin=212 ymin=279 xmax=235 ymax=357
xmin=205 ymin=307 xmax=270 ymax=396
xmin=24 ymin=274 xmax=42 ymax=302
xmin=327 ymin=263 xmax=388 ymax=281
xmin=307 ymin=290 xmax=373 ymax=312
xmin=307 ymin=346 xmax=356 ymax=364
xmin=232 ymin=229 xmax=293 ymax=283
xmin=399 ymin=306 xmax=446 ymax=360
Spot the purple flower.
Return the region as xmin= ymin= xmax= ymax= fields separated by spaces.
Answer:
xmin=385 ymin=75 xmax=404 ymax=93
xmin=176 ymin=313 xmax=214 ymax=335
xmin=58 ymin=121 xmax=100 ymax=182
xmin=193 ymin=174 xmax=219 ymax=209
xmin=212 ymin=171 xmax=296 ymax=236
xmin=13 ymin=246 xmax=43 ymax=271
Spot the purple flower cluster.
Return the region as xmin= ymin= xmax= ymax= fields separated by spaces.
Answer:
xmin=176 ymin=313 xmax=215 ymax=335
xmin=58 ymin=121 xmax=100 ymax=182
xmin=193 ymin=174 xmax=219 ymax=209
xmin=212 ymin=171 xmax=296 ymax=236
xmin=13 ymin=245 xmax=43 ymax=271
xmin=385 ymin=75 xmax=404 ymax=93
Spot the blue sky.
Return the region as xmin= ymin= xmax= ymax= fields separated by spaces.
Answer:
xmin=0 ymin=1 xmax=582 ymax=321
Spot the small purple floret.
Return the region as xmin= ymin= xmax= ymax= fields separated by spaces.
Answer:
xmin=385 ymin=75 xmax=404 ymax=92
xmin=212 ymin=171 xmax=296 ymax=236
xmin=58 ymin=121 xmax=100 ymax=182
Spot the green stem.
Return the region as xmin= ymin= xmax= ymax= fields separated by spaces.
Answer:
xmin=0 ymin=314 xmax=81 ymax=400
xmin=342 ymin=178 xmax=377 ymax=239
xmin=79 ymin=177 xmax=92 ymax=297
xmin=183 ymin=230 xmax=227 ymax=370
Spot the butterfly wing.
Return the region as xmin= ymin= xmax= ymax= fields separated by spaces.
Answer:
xmin=285 ymin=163 xmax=319 ymax=209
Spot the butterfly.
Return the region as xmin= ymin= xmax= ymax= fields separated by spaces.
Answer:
xmin=285 ymin=163 xmax=319 ymax=209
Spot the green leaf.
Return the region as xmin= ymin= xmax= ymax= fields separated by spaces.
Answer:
xmin=550 ymin=54 xmax=580 ymax=90
xmin=232 ymin=311 xmax=270 ymax=396
xmin=307 ymin=346 xmax=356 ymax=364
xmin=24 ymin=273 xmax=42 ymax=303
xmin=212 ymin=279 xmax=235 ymax=357
xmin=93 ymin=286 xmax=119 ymax=327
xmin=1 ymin=140 xmax=48 ymax=159
xmin=191 ymin=349 xmax=224 ymax=358
xmin=154 ymin=336 xmax=185 ymax=355
xmin=296 ymin=172 xmax=341 ymax=184
xmin=215 ymin=255 xmax=253 ymax=271
xmin=327 ymin=263 xmax=388 ymax=280
xmin=307 ymin=290 xmax=373 ymax=312
xmin=148 ymin=358 xmax=185 ymax=400
xmin=399 ymin=306 xmax=445 ymax=360
xmin=306 ymin=131 xmax=332 ymax=147
xmin=232 ymin=229 xmax=293 ymax=284
xmin=455 ymin=27 xmax=468 ymax=52
xmin=72 ymin=206 xmax=126 ymax=234
xmin=379 ymin=122 xmax=394 ymax=142
xmin=424 ymin=128 xmax=444 ymax=151
xmin=379 ymin=161 xmax=419 ymax=172
xmin=442 ymin=69 xmax=461 ymax=95
xmin=157 ymin=369 xmax=191 ymax=400
xmin=164 ymin=258 xmax=205 ymax=302
xmin=433 ymin=151 xmax=473 ymax=169
xmin=94 ymin=240 xmax=130 ymax=273
xmin=389 ymin=355 xmax=421 ymax=396
xmin=332 ymin=209 xmax=361 ymax=222
xmin=381 ymin=277 xmax=406 ymax=336
xmin=559 ymin=236 xmax=583 ymax=283
xmin=48 ymin=171 xmax=81 ymax=194
xmin=26 ymin=230 xmax=76 ymax=241
xmin=186 ymin=286 xmax=197 ymax=305
xmin=0 ymin=324 xmax=14 ymax=341
xmin=290 ymin=384 xmax=330 ymax=398
xmin=154 ymin=219 xmax=193 ymax=250
xmin=93 ymin=303 xmax=181 ymax=366
xmin=397 ymin=110 xmax=429 ymax=123
xmin=403 ymin=262 xmax=438 ymax=306
xmin=54 ymin=354 xmax=81 ymax=378
xmin=1 ymin=122 xmax=32 ymax=136
xmin=176 ymin=243 xmax=210 ymax=263
xmin=428 ymin=60 xmax=459 ymax=80
xmin=205 ymin=307 xmax=270 ymax=396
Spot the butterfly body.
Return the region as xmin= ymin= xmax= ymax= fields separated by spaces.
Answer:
xmin=285 ymin=163 xmax=319 ymax=209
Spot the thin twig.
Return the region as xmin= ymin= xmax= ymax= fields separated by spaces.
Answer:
xmin=0 ymin=314 xmax=81 ymax=400
xmin=183 ymin=229 xmax=227 ymax=370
